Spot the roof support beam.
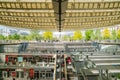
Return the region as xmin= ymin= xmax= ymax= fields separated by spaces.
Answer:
xmin=66 ymin=9 xmax=120 ymax=12
xmin=65 ymin=15 xmax=120 ymax=18
xmin=0 ymin=9 xmax=54 ymax=12
xmin=68 ymin=0 xmax=120 ymax=2
xmin=0 ymin=19 xmax=56 ymax=23
xmin=52 ymin=0 xmax=68 ymax=32
xmin=0 ymin=0 xmax=52 ymax=2
xmin=0 ymin=15 xmax=55 ymax=18
xmin=0 ymin=22 xmax=56 ymax=27
xmin=64 ymin=23 xmax=120 ymax=29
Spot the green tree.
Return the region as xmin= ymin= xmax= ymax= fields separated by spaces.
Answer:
xmin=43 ymin=31 xmax=53 ymax=40
xmin=7 ymin=34 xmax=20 ymax=40
xmin=85 ymin=30 xmax=94 ymax=41
xmin=29 ymin=30 xmax=40 ymax=40
xmin=0 ymin=34 xmax=5 ymax=40
xmin=20 ymin=35 xmax=28 ymax=40
xmin=94 ymin=29 xmax=101 ymax=40
xmin=102 ymin=28 xmax=111 ymax=39
xmin=73 ymin=30 xmax=82 ymax=40
xmin=63 ymin=35 xmax=71 ymax=41
xmin=36 ymin=34 xmax=43 ymax=41
xmin=111 ymin=29 xmax=117 ymax=40
xmin=27 ymin=35 xmax=33 ymax=40
xmin=12 ymin=33 xmax=20 ymax=40
xmin=117 ymin=28 xmax=120 ymax=39
xmin=23 ymin=30 xmax=42 ymax=41
xmin=7 ymin=35 xmax=13 ymax=40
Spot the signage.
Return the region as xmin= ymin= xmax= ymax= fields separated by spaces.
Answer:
xmin=18 ymin=57 xmax=23 ymax=62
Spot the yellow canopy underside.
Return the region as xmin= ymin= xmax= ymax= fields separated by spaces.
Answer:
xmin=0 ymin=0 xmax=119 ymax=31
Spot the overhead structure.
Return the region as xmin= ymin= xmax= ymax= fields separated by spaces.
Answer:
xmin=0 ymin=0 xmax=57 ymax=31
xmin=64 ymin=0 xmax=120 ymax=31
xmin=52 ymin=0 xmax=68 ymax=32
xmin=0 ymin=0 xmax=120 ymax=31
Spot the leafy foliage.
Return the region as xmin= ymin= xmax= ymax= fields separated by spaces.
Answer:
xmin=94 ymin=29 xmax=101 ymax=40
xmin=22 ymin=30 xmax=43 ymax=41
xmin=7 ymin=35 xmax=12 ymax=40
xmin=7 ymin=34 xmax=20 ymax=40
xmin=73 ymin=30 xmax=82 ymax=40
xmin=117 ymin=28 xmax=120 ymax=39
xmin=63 ymin=35 xmax=69 ymax=40
xmin=102 ymin=28 xmax=111 ymax=39
xmin=85 ymin=30 xmax=94 ymax=40
xmin=111 ymin=29 xmax=117 ymax=40
xmin=29 ymin=30 xmax=40 ymax=40
xmin=0 ymin=34 xmax=5 ymax=40
xmin=20 ymin=35 xmax=29 ymax=40
xmin=12 ymin=33 xmax=20 ymax=40
xmin=43 ymin=31 xmax=53 ymax=40
xmin=62 ymin=35 xmax=72 ymax=41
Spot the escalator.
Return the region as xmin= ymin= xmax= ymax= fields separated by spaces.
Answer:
xmin=18 ymin=42 xmax=28 ymax=53
xmin=0 ymin=70 xmax=3 ymax=80
xmin=56 ymin=54 xmax=67 ymax=80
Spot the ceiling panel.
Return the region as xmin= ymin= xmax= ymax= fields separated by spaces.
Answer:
xmin=63 ymin=1 xmax=120 ymax=31
xmin=0 ymin=0 xmax=119 ymax=31
xmin=0 ymin=0 xmax=57 ymax=31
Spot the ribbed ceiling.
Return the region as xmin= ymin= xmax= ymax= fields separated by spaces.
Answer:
xmin=0 ymin=0 xmax=119 ymax=31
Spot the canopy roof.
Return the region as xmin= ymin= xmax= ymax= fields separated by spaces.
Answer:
xmin=0 ymin=0 xmax=119 ymax=31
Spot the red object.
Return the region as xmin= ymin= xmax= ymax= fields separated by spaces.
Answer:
xmin=23 ymin=68 xmax=26 ymax=72
xmin=29 ymin=69 xmax=34 ymax=78
xmin=11 ymin=72 xmax=16 ymax=77
xmin=67 ymin=57 xmax=71 ymax=64
xmin=12 ymin=59 xmax=15 ymax=64
xmin=62 ymin=63 xmax=64 ymax=67
xmin=23 ymin=55 xmax=32 ymax=58
xmin=6 ymin=68 xmax=9 ymax=71
xmin=5 ymin=55 xmax=9 ymax=63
